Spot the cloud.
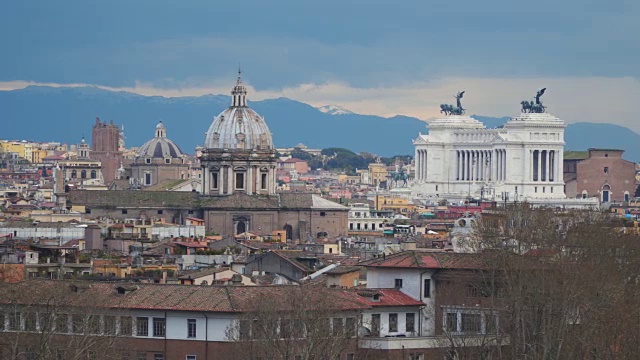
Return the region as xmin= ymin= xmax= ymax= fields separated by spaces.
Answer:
xmin=3 ymin=77 xmax=639 ymax=133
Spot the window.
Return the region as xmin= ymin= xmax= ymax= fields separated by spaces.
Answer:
xmin=187 ymin=319 xmax=197 ymax=338
xmin=371 ymin=314 xmax=380 ymax=336
xmin=7 ymin=312 xmax=20 ymax=331
xmin=157 ymin=210 xmax=163 ymax=215
xmin=56 ymin=350 xmax=65 ymax=360
xmin=81 ymin=170 xmax=87 ymax=179
xmin=85 ymin=208 xmax=92 ymax=214
xmin=332 ymin=318 xmax=344 ymax=336
xmin=145 ymin=173 xmax=152 ymax=185
xmin=91 ymin=170 xmax=97 ymax=179
xmin=88 ymin=351 xmax=97 ymax=360
xmin=394 ymin=279 xmax=403 ymax=288
xmin=24 ymin=312 xmax=37 ymax=331
xmin=120 ymin=316 xmax=132 ymax=336
xmin=409 ymin=354 xmax=424 ymax=360
xmin=461 ymin=313 xmax=482 ymax=333
xmin=261 ymin=173 xmax=267 ymax=190
xmin=71 ymin=170 xmax=77 ymax=178
xmin=445 ymin=312 xmax=457 ymax=333
xmin=239 ymin=320 xmax=250 ymax=340
xmin=346 ymin=354 xmax=355 ymax=360
xmin=146 ymin=158 xmax=151 ymax=164
xmin=485 ymin=312 xmax=498 ymax=334
xmin=604 ymin=166 xmax=609 ymax=174
xmin=104 ymin=315 xmax=116 ymax=335
xmin=72 ymin=314 xmax=84 ymax=334
xmin=423 ymin=279 xmax=431 ymax=298
xmin=136 ymin=317 xmax=149 ymax=336
xmin=122 ymin=209 xmax=128 ymax=215
xmin=153 ymin=354 xmax=164 ymax=360
xmin=211 ymin=173 xmax=218 ymax=189
xmin=235 ymin=172 xmax=245 ymax=190
xmin=153 ymin=318 xmax=166 ymax=337
xmin=137 ymin=352 xmax=146 ymax=360
xmin=165 ymin=158 xmax=171 ymax=164
xmin=87 ymin=315 xmax=100 ymax=334
xmin=186 ymin=356 xmax=196 ymax=360
xmin=388 ymin=313 xmax=398 ymax=332
xmin=406 ymin=313 xmax=415 ymax=333
xmin=320 ymin=212 xmax=326 ymax=217
xmin=345 ymin=317 xmax=356 ymax=337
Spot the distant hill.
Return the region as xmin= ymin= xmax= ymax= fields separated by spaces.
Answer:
xmin=1 ymin=86 xmax=639 ymax=161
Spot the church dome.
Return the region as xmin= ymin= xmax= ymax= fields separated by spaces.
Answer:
xmin=204 ymin=71 xmax=273 ymax=150
xmin=137 ymin=121 xmax=185 ymax=159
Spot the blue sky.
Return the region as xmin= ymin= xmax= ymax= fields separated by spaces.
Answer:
xmin=1 ymin=0 xmax=639 ymax=128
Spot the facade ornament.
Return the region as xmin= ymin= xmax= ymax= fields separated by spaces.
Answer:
xmin=521 ymin=88 xmax=547 ymax=113
xmin=440 ymin=91 xmax=466 ymax=116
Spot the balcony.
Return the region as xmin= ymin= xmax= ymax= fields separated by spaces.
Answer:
xmin=359 ymin=334 xmax=508 ymax=350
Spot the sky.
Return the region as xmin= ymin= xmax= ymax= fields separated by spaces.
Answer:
xmin=1 ymin=0 xmax=639 ymax=130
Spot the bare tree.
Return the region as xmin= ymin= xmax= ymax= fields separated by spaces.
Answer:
xmin=225 ymin=285 xmax=374 ymax=360
xmin=0 ymin=281 xmax=120 ymax=360
xmin=467 ymin=204 xmax=640 ymax=360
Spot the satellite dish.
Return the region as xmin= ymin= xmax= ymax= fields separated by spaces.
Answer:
xmin=358 ymin=326 xmax=372 ymax=337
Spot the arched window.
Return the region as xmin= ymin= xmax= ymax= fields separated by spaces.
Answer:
xmin=90 ymin=170 xmax=97 ymax=179
xmin=236 ymin=221 xmax=246 ymax=235
xmin=283 ymin=224 xmax=293 ymax=241
xmin=71 ymin=170 xmax=77 ymax=179
xmin=81 ymin=170 xmax=87 ymax=179
xmin=582 ymin=190 xmax=588 ymax=199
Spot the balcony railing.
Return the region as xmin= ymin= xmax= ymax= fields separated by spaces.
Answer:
xmin=359 ymin=334 xmax=508 ymax=350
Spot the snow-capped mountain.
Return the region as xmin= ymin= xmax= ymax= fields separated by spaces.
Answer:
xmin=316 ymin=104 xmax=354 ymax=115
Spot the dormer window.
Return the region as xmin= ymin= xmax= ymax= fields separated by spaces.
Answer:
xmin=146 ymin=158 xmax=151 ymax=164
xmin=372 ymin=294 xmax=381 ymax=301
xmin=165 ymin=158 xmax=171 ymax=164
xmin=116 ymin=285 xmax=139 ymax=295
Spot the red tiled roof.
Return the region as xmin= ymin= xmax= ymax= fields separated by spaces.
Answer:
xmin=0 ymin=280 xmax=373 ymax=312
xmin=360 ymin=251 xmax=497 ymax=270
xmin=174 ymin=242 xmax=208 ymax=249
xmin=362 ymin=289 xmax=424 ymax=307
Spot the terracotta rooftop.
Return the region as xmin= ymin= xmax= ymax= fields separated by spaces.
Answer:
xmin=0 ymin=280 xmax=401 ymax=312
xmin=68 ymin=190 xmax=198 ymax=208
xmin=360 ymin=250 xmax=500 ymax=270
xmin=67 ymin=190 xmax=349 ymax=211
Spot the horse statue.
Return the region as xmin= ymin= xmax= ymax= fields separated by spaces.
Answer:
xmin=521 ymin=88 xmax=547 ymax=113
xmin=440 ymin=91 xmax=466 ymax=115
xmin=390 ymin=169 xmax=411 ymax=188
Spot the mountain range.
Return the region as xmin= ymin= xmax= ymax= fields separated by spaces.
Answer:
xmin=1 ymin=86 xmax=639 ymax=161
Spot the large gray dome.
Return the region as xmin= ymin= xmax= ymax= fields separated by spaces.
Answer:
xmin=204 ymin=74 xmax=273 ymax=150
xmin=137 ymin=121 xmax=184 ymax=159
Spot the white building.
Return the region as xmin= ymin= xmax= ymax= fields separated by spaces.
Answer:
xmin=413 ymin=112 xmax=567 ymax=202
xmin=348 ymin=202 xmax=394 ymax=232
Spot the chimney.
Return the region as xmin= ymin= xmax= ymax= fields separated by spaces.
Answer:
xmin=231 ymin=274 xmax=243 ymax=285
xmin=401 ymin=240 xmax=417 ymax=251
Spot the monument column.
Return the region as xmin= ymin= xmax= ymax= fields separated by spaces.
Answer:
xmin=537 ymin=150 xmax=542 ymax=182
xmin=228 ymin=165 xmax=234 ymax=194
xmin=245 ymin=166 xmax=254 ymax=195
xmin=202 ymin=167 xmax=207 ymax=194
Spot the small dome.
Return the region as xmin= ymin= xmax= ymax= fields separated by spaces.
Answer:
xmin=204 ymin=72 xmax=273 ymax=150
xmin=137 ymin=122 xmax=184 ymax=159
